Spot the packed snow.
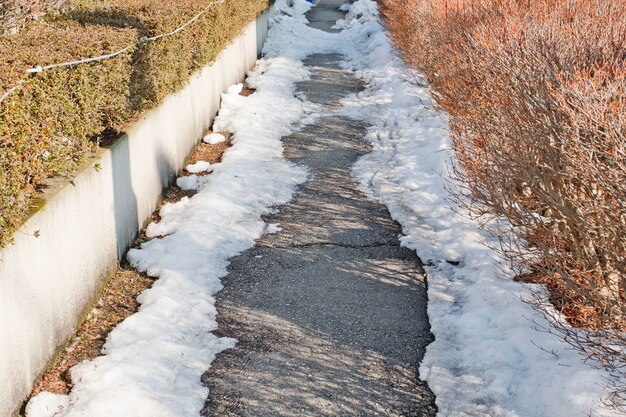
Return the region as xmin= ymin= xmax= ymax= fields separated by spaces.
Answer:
xmin=27 ymin=0 xmax=622 ymax=416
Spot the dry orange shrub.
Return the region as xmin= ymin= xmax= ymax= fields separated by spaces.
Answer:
xmin=378 ymin=0 xmax=625 ymax=408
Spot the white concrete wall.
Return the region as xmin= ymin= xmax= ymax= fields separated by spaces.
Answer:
xmin=0 ymin=12 xmax=268 ymax=417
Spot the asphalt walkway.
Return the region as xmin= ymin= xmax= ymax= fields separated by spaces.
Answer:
xmin=201 ymin=2 xmax=436 ymax=416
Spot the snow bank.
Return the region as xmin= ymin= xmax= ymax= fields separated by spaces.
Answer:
xmin=26 ymin=16 xmax=309 ymax=417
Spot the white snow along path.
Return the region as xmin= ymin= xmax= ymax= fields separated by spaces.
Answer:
xmin=27 ymin=0 xmax=622 ymax=417
xmin=25 ymin=44 xmax=309 ymax=417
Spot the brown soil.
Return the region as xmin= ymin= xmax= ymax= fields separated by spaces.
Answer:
xmin=185 ymin=131 xmax=233 ymax=172
xmin=239 ymin=83 xmax=256 ymax=97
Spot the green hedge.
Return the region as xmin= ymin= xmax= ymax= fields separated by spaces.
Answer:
xmin=0 ymin=0 xmax=269 ymax=247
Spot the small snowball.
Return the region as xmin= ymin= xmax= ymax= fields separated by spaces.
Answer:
xmin=185 ymin=161 xmax=213 ymax=174
xmin=176 ymin=175 xmax=198 ymax=191
xmin=202 ymin=133 xmax=226 ymax=145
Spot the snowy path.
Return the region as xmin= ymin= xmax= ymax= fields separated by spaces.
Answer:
xmin=201 ymin=46 xmax=436 ymax=417
xmin=26 ymin=0 xmax=622 ymax=416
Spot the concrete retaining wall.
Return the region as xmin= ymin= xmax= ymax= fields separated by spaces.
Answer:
xmin=0 ymin=12 xmax=268 ymax=417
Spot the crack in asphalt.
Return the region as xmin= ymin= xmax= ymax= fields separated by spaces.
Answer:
xmin=270 ymin=241 xmax=398 ymax=249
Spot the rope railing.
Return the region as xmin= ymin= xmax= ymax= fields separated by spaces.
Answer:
xmin=0 ymin=0 xmax=226 ymax=104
